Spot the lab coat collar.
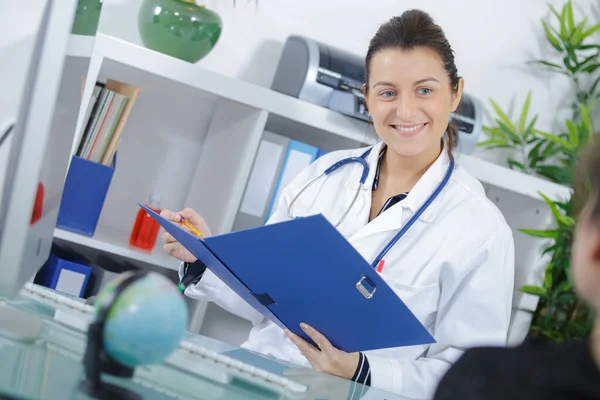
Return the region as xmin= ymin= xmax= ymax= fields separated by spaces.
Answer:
xmin=347 ymin=141 xmax=453 ymax=225
xmin=401 ymin=146 xmax=453 ymax=223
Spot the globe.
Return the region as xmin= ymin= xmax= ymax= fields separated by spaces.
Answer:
xmin=94 ymin=271 xmax=188 ymax=368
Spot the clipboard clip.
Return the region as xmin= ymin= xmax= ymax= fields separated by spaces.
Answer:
xmin=356 ymin=276 xmax=376 ymax=299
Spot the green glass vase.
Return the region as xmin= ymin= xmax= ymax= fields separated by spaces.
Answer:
xmin=71 ymin=0 xmax=104 ymax=36
xmin=138 ymin=0 xmax=223 ymax=63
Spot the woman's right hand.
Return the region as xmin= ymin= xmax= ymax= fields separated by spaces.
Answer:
xmin=160 ymin=208 xmax=212 ymax=264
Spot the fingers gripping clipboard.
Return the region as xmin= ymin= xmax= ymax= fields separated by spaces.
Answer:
xmin=140 ymin=204 xmax=435 ymax=353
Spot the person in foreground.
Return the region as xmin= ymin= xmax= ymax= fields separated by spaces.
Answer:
xmin=433 ymin=134 xmax=600 ymax=400
xmin=161 ymin=9 xmax=515 ymax=399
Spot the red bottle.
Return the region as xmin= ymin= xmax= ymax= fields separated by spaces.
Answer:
xmin=31 ymin=182 xmax=44 ymax=225
xmin=129 ymin=191 xmax=162 ymax=251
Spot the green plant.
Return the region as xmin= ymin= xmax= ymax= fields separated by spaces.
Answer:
xmin=531 ymin=0 xmax=600 ymax=118
xmin=520 ymin=194 xmax=595 ymax=342
xmin=481 ymin=95 xmax=593 ymax=186
xmin=478 ymin=0 xmax=598 ymax=343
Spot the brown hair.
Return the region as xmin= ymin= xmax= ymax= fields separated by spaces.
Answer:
xmin=575 ymin=134 xmax=600 ymax=222
xmin=364 ymin=9 xmax=461 ymax=153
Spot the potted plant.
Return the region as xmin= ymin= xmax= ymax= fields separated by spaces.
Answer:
xmin=478 ymin=0 xmax=598 ymax=342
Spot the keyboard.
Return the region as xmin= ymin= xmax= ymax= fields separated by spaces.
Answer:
xmin=24 ymin=282 xmax=94 ymax=313
xmin=21 ymin=283 xmax=308 ymax=396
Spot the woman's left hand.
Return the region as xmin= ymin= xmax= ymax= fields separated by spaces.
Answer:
xmin=285 ymin=323 xmax=360 ymax=380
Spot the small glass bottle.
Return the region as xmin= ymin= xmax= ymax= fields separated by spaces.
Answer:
xmin=129 ymin=190 xmax=162 ymax=251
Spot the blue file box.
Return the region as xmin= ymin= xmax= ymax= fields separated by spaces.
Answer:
xmin=36 ymin=252 xmax=92 ymax=298
xmin=56 ymin=155 xmax=115 ymax=237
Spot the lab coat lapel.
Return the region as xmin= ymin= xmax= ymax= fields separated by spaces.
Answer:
xmin=349 ymin=148 xmax=453 ymax=243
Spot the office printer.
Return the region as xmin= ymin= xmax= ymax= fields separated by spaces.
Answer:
xmin=271 ymin=35 xmax=483 ymax=154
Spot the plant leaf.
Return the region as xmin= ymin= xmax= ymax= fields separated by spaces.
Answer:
xmin=489 ymin=98 xmax=517 ymax=132
xmin=589 ymin=75 xmax=600 ymax=96
xmin=519 ymin=228 xmax=559 ymax=239
xmin=566 ymin=0 xmax=575 ymax=34
xmin=566 ymin=119 xmax=579 ymax=148
xmin=582 ymin=63 xmax=600 ymax=73
xmin=579 ymin=104 xmax=593 ymax=145
xmin=556 ymin=4 xmax=568 ymax=40
xmin=581 ymin=23 xmax=600 ymax=42
xmin=556 ymin=280 xmax=573 ymax=293
xmin=535 ymin=130 xmax=575 ymax=151
xmin=549 ymin=4 xmax=562 ymax=23
xmin=521 ymin=285 xmax=548 ymax=297
xmin=519 ymin=92 xmax=532 ymax=133
xmin=508 ymin=158 xmax=526 ymax=171
xmin=558 ymin=215 xmax=576 ymax=227
xmin=542 ymin=243 xmax=558 ymax=256
xmin=544 ymin=267 xmax=553 ymax=289
xmin=563 ymin=55 xmax=577 ymax=74
xmin=524 ymin=115 xmax=539 ymax=140
xmin=535 ymin=165 xmax=573 ymax=185
xmin=578 ymin=53 xmax=599 ymax=66
xmin=482 ymin=126 xmax=506 ymax=139
xmin=542 ymin=20 xmax=563 ymax=51
xmin=571 ymin=19 xmax=589 ymax=45
xmin=498 ymin=120 xmax=521 ymax=144
xmin=477 ymin=139 xmax=510 ymax=148
xmin=528 ymin=139 xmax=545 ymax=166
xmin=541 ymin=141 xmax=561 ymax=159
xmin=579 ymin=44 xmax=600 ymax=50
xmin=539 ymin=192 xmax=563 ymax=221
xmin=529 ymin=60 xmax=564 ymax=69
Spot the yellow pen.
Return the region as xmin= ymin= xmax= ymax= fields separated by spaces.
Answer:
xmin=178 ymin=218 xmax=203 ymax=238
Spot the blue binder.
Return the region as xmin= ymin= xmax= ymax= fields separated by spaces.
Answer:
xmin=140 ymin=204 xmax=435 ymax=353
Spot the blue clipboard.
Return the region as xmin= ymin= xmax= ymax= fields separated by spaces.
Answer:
xmin=140 ymin=204 xmax=435 ymax=353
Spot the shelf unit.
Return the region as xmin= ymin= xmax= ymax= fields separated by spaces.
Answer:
xmin=50 ymin=32 xmax=571 ymax=343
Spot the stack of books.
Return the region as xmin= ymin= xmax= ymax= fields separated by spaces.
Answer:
xmin=75 ymin=79 xmax=140 ymax=166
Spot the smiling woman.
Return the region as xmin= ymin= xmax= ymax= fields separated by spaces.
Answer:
xmin=161 ymin=9 xmax=515 ymax=399
xmin=362 ymin=11 xmax=465 ymax=222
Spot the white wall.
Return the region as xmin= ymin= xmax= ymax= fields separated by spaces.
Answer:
xmin=95 ymin=0 xmax=599 ymax=150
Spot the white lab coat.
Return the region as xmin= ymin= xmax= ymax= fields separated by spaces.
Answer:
xmin=180 ymin=141 xmax=515 ymax=399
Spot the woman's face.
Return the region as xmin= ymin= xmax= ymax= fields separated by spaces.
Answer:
xmin=364 ymin=47 xmax=463 ymax=157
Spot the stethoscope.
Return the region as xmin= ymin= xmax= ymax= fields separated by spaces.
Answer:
xmin=287 ymin=145 xmax=455 ymax=270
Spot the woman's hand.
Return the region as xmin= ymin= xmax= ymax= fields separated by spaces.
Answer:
xmin=160 ymin=208 xmax=212 ymax=263
xmin=285 ymin=323 xmax=360 ymax=381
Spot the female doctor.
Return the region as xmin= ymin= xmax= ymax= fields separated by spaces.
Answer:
xmin=161 ymin=9 xmax=515 ymax=399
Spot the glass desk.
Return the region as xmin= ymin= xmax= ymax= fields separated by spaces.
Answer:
xmin=0 ymin=287 xmax=408 ymax=400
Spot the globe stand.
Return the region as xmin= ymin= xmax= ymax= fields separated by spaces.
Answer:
xmin=79 ymin=321 xmax=141 ymax=400
xmin=78 ymin=271 xmax=148 ymax=400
